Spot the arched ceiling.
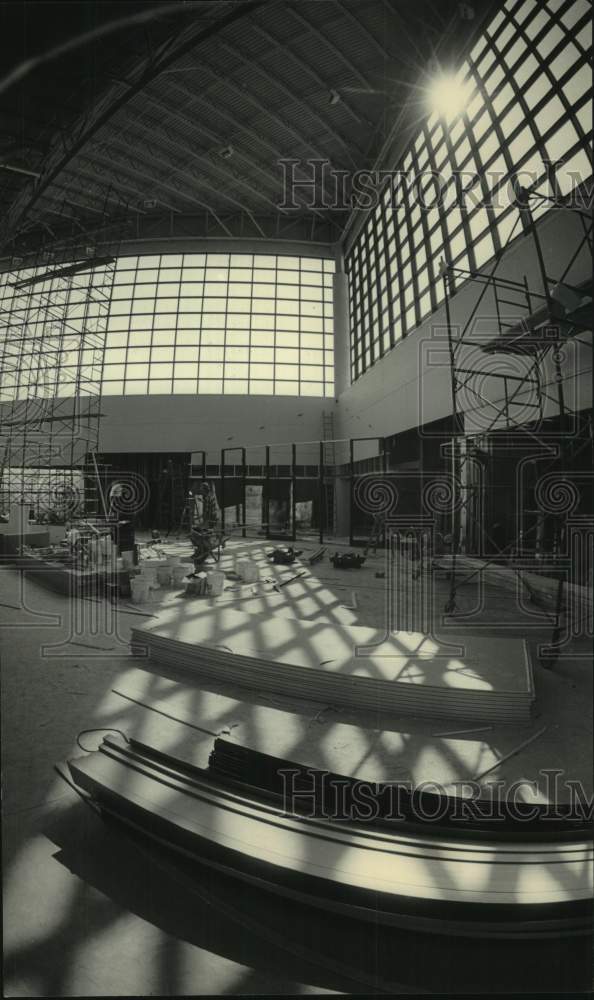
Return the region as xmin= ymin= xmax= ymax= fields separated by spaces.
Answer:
xmin=0 ymin=0 xmax=496 ymax=258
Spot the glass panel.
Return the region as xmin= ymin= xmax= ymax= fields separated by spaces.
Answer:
xmin=545 ymin=120 xmax=580 ymax=162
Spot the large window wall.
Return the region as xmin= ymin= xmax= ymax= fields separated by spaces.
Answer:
xmin=105 ymin=252 xmax=334 ymax=397
xmin=0 ymin=251 xmax=335 ymax=400
xmin=346 ymin=0 xmax=592 ymax=381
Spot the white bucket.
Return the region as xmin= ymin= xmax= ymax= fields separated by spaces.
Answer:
xmin=236 ymin=558 xmax=258 ymax=583
xmin=130 ymin=579 xmax=149 ymax=603
xmin=206 ymin=570 xmax=225 ymax=596
xmin=171 ymin=565 xmax=187 ymax=585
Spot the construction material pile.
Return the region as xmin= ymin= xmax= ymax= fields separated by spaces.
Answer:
xmin=130 ymin=606 xmax=535 ymax=722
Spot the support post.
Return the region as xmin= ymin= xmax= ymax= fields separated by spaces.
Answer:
xmin=241 ymin=446 xmax=246 ymax=538
xmin=220 ymin=448 xmax=225 ymax=533
xmin=319 ymin=440 xmax=325 ymax=545
xmin=443 ymin=270 xmax=462 ymax=614
xmin=264 ymin=445 xmax=270 ymax=539
xmin=349 ymin=438 xmax=354 ymax=547
xmin=291 ymin=443 xmax=297 ymax=542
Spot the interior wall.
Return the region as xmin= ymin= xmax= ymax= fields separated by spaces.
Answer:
xmin=97 ymin=393 xmax=336 ymax=465
xmin=335 ymin=209 xmax=593 ymax=453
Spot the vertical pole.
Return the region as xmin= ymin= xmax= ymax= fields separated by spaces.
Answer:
xmin=319 ymin=440 xmax=324 ymax=545
xmin=550 ymin=342 xmax=567 ymax=664
xmin=381 ymin=437 xmax=388 ymax=552
xmin=523 ymin=194 xmax=559 ymax=632
xmin=553 ymin=346 xmax=566 ymax=422
xmin=349 ymin=438 xmax=354 ymax=547
xmin=291 ymin=442 xmax=297 ymax=542
xmin=264 ymin=445 xmax=270 ymax=539
xmin=220 ymin=448 xmax=225 ymax=534
xmin=521 ymin=194 xmax=566 ymax=663
xmin=493 ymin=274 xmax=502 ymax=335
xmin=521 ymin=201 xmax=554 ymax=317
xmin=241 ymin=446 xmax=246 ymax=539
xmin=202 ymin=450 xmax=206 ymax=483
xmin=91 ymin=450 xmax=108 ymax=518
xmin=443 ymin=271 xmax=460 ymax=613
xmin=523 ymin=274 xmax=532 ymax=315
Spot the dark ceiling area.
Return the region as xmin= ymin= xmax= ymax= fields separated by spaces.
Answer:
xmin=0 ymin=0 xmax=496 ymax=258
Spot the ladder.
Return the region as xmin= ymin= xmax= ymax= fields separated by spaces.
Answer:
xmin=175 ymin=493 xmax=201 ymax=536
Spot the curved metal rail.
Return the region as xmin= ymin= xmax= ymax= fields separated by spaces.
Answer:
xmin=64 ymin=735 xmax=593 ymax=939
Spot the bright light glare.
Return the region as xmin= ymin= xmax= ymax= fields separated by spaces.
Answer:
xmin=428 ymin=74 xmax=471 ymax=123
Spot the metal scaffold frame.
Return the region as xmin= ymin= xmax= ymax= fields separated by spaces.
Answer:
xmin=0 ymin=192 xmax=130 ymax=520
xmin=441 ymin=182 xmax=593 ymax=664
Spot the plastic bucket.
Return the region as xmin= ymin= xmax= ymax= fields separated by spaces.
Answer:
xmin=236 ymin=558 xmax=258 ymax=582
xmin=130 ymin=579 xmax=149 ymax=603
xmin=171 ymin=565 xmax=187 ymax=585
xmin=206 ymin=570 xmax=225 ymax=596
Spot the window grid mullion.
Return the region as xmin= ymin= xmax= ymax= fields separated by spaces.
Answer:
xmin=466 ymin=54 xmax=529 ymax=238
xmin=460 ymin=97 xmax=502 ymax=257
xmin=440 ymin=114 xmax=478 ymax=275
xmin=488 ymin=28 xmax=590 ymax=195
xmin=506 ymin=7 xmax=591 ymax=127
xmin=389 ymin=174 xmax=406 ymax=340
xmin=418 ymin=123 xmax=451 ymax=305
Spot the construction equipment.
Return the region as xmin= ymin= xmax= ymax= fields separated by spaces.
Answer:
xmin=184 ymin=573 xmax=209 ymax=597
xmin=266 ymin=546 xmax=302 ymax=565
xmin=330 ymin=552 xmax=366 ymax=569
xmin=190 ymin=525 xmax=226 ymax=567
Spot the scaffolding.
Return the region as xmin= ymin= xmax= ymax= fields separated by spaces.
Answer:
xmin=441 ymin=184 xmax=593 ymax=663
xmin=0 ymin=195 xmax=129 ymax=521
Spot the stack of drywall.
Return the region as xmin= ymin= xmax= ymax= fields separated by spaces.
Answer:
xmin=131 ymin=606 xmax=535 ymax=722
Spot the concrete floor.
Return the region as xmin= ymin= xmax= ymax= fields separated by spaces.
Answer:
xmin=2 ymin=537 xmax=592 ymax=995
